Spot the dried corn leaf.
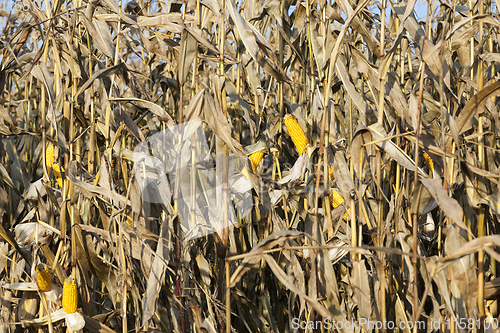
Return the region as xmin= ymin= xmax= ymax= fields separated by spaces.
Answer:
xmin=352 ymin=260 xmax=371 ymax=330
xmin=76 ymin=63 xmax=128 ymax=99
xmin=75 ymin=224 xmax=118 ymax=306
xmin=178 ymin=29 xmax=197 ymax=86
xmin=80 ymin=14 xmax=115 ymax=58
xmin=454 ymin=80 xmax=500 ymax=136
xmin=444 ymin=224 xmax=477 ymax=319
xmin=479 ymin=194 xmax=500 ymax=220
xmin=420 ymin=178 xmax=466 ymax=231
xmin=230 ymin=230 xmax=313 ymax=287
xmin=142 ymin=217 xmax=169 ymax=325
xmin=366 ymin=123 xmax=427 ymax=177
xmin=226 ymin=0 xmax=287 ymax=82
xmin=109 ymin=97 xmax=175 ymax=125
xmin=264 ymin=254 xmax=353 ymax=332
xmin=203 ymin=90 xmax=247 ymax=160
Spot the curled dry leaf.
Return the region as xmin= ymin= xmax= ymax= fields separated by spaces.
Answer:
xmin=229 ymin=230 xmax=314 ymax=288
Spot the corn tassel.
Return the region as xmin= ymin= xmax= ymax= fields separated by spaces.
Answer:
xmin=423 ymin=151 xmax=433 ymax=177
xmin=35 ymin=264 xmax=52 ymax=292
xmin=284 ymin=115 xmax=309 ymax=155
xmin=330 ymin=189 xmax=350 ymax=220
xmin=63 ymin=278 xmax=78 ymax=314
xmin=249 ymin=151 xmax=264 ymax=171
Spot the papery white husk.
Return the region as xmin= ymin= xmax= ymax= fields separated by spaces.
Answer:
xmin=15 ymin=222 xmax=53 ymax=248
xmin=22 ymin=307 xmax=66 ymax=325
xmin=44 ymin=284 xmax=61 ymax=303
xmin=277 ymin=153 xmax=308 ymax=185
xmin=20 ymin=307 xmax=85 ymax=331
xmin=1 ymin=282 xmax=38 ymax=291
xmin=65 ymin=311 xmax=85 ymax=331
xmin=2 ymin=281 xmax=61 ymax=302
xmin=270 ymin=189 xmax=283 ymax=205
xmin=230 ymin=173 xmax=253 ymax=194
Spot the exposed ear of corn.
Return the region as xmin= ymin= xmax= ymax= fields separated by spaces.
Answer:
xmin=330 ymin=189 xmax=350 ymax=220
xmin=241 ymin=151 xmax=264 ymax=180
xmin=36 ymin=263 xmax=52 ymax=292
xmin=423 ymin=151 xmax=433 ymax=177
xmin=330 ymin=189 xmax=344 ymax=208
xmin=51 ymin=164 xmax=64 ymax=187
xmin=45 ymin=144 xmax=56 ymax=168
xmin=328 ymin=165 xmax=334 ymax=182
xmin=284 ymin=115 xmax=309 ymax=155
xmin=46 ymin=144 xmax=64 ymax=187
xmin=62 ymin=278 xmax=78 ymax=314
xmin=249 ymin=151 xmax=264 ymax=171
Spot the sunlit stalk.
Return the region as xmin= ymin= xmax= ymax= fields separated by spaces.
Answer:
xmin=487 ymin=0 xmax=497 ymax=315
xmin=216 ymin=1 xmax=230 ymax=331
xmin=305 ymin=0 xmax=315 ymax=97
xmin=412 ymin=33 xmax=427 ymax=328
xmin=87 ymin=34 xmax=96 ymax=174
xmin=350 ymin=153 xmax=357 ymax=262
xmin=378 ymin=0 xmax=386 ymax=125
xmin=477 ymin=0 xmax=486 ymax=319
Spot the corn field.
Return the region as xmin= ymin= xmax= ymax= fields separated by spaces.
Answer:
xmin=1 ymin=0 xmax=500 ymax=331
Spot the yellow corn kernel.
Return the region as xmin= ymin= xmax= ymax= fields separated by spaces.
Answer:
xmin=45 ymin=144 xmax=56 ymax=170
xmin=284 ymin=115 xmax=309 ymax=155
xmin=52 ymin=163 xmax=64 ymax=187
xmin=330 ymin=189 xmax=350 ymax=220
xmin=51 ymin=163 xmax=63 ymax=177
xmin=63 ymin=278 xmax=78 ymax=314
xmin=35 ymin=264 xmax=52 ymax=292
xmin=249 ymin=151 xmax=264 ymax=171
xmin=241 ymin=167 xmax=250 ymax=180
xmin=330 ymin=189 xmax=345 ymax=208
xmin=46 ymin=144 xmax=65 ymax=187
xmin=328 ymin=165 xmax=334 ymax=182
xmin=423 ymin=151 xmax=433 ymax=177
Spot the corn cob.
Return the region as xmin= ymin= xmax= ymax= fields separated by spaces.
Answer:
xmin=284 ymin=115 xmax=309 ymax=155
xmin=328 ymin=165 xmax=334 ymax=182
xmin=330 ymin=189 xmax=350 ymax=220
xmin=35 ymin=263 xmax=52 ymax=292
xmin=52 ymin=164 xmax=64 ymax=187
xmin=249 ymin=151 xmax=264 ymax=171
xmin=46 ymin=144 xmax=65 ymax=187
xmin=423 ymin=151 xmax=433 ymax=177
xmin=330 ymin=189 xmax=344 ymax=208
xmin=63 ymin=278 xmax=78 ymax=314
xmin=45 ymin=144 xmax=56 ymax=168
